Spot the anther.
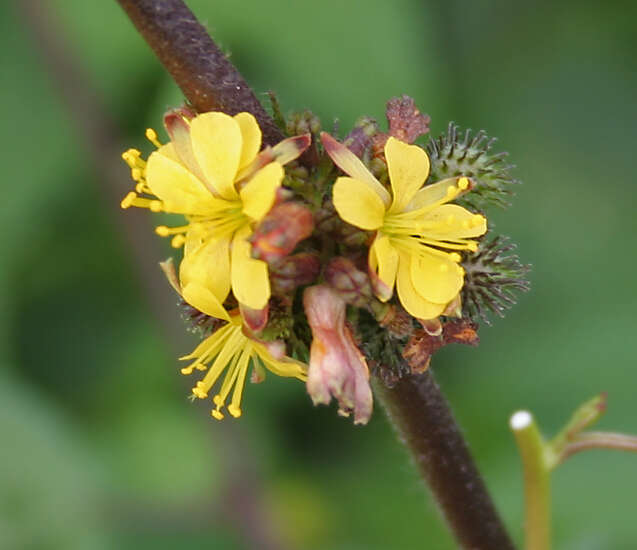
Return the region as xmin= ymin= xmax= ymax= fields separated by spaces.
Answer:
xmin=228 ymin=405 xmax=242 ymax=418
xmin=120 ymin=192 xmax=136 ymax=209
xmin=211 ymin=409 xmax=224 ymax=420
xmin=149 ymin=200 xmax=162 ymax=212
xmin=156 ymin=226 xmax=170 ymax=237
xmin=145 ymin=128 xmax=162 ymax=148
xmin=180 ymin=366 xmax=194 ymax=375
xmin=171 ymin=235 xmax=186 ymax=248
xmin=458 ymin=177 xmax=470 ymax=190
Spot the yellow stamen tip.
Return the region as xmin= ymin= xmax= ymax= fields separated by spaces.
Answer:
xmin=228 ymin=405 xmax=242 ymax=418
xmin=211 ymin=409 xmax=224 ymax=420
xmin=180 ymin=366 xmax=194 ymax=375
xmin=145 ymin=128 xmax=162 ymax=148
xmin=171 ymin=235 xmax=186 ymax=248
xmin=213 ymin=395 xmax=223 ymax=407
xmin=458 ymin=177 xmax=470 ymax=190
xmin=156 ymin=225 xmax=170 ymax=237
xmin=120 ymin=192 xmax=136 ymax=209
xmin=468 ymin=242 xmax=478 ymax=252
xmin=149 ymin=200 xmax=162 ymax=212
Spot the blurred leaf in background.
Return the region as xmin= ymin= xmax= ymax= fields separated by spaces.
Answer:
xmin=2 ymin=0 xmax=637 ymax=548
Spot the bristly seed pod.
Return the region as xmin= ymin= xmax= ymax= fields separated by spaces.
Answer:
xmin=462 ymin=235 xmax=530 ymax=324
xmin=427 ymin=122 xmax=519 ymax=210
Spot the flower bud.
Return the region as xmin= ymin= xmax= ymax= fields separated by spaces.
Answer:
xmin=324 ymin=257 xmax=373 ymax=308
xmin=303 ymin=285 xmax=373 ymax=425
xmin=270 ymin=253 xmax=320 ymax=295
xmin=250 ymin=202 xmax=314 ymax=264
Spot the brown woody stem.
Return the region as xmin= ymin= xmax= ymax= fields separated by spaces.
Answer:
xmin=116 ymin=0 xmax=284 ymax=145
xmin=374 ymin=371 xmax=516 ymax=550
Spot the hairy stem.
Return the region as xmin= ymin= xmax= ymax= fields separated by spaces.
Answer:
xmin=116 ymin=0 xmax=284 ymax=145
xmin=375 ymin=371 xmax=516 ymax=550
xmin=510 ymin=411 xmax=551 ymax=550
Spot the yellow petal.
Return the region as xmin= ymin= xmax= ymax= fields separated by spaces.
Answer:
xmin=410 ymin=248 xmax=464 ymax=304
xmin=255 ymin=343 xmax=307 ymax=380
xmin=408 ymin=177 xmax=467 ymax=211
xmin=386 ymin=137 xmax=430 ymax=214
xmin=369 ymin=235 xmax=398 ymax=300
xmin=321 ymin=132 xmax=391 ymax=206
xmin=332 ymin=177 xmax=386 ymax=230
xmin=180 ymin=234 xmax=231 ymax=304
xmin=231 ymin=227 xmax=271 ymax=309
xmin=240 ymin=162 xmax=283 ymax=221
xmin=182 ymin=282 xmax=231 ymax=321
xmin=146 ymin=148 xmax=213 ymax=214
xmin=420 ymin=204 xmax=487 ymax=239
xmin=396 ymin=254 xmax=446 ymax=320
xmin=190 ymin=112 xmax=241 ymax=200
xmin=234 ymin=112 xmax=262 ymax=171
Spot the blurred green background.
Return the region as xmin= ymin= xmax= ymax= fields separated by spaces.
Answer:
xmin=3 ymin=0 xmax=637 ymax=548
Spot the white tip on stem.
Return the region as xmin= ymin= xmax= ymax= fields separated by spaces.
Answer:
xmin=510 ymin=410 xmax=533 ymax=431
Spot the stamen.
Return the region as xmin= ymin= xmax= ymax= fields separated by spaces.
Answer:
xmin=156 ymin=225 xmax=189 ymax=237
xmin=145 ymin=128 xmax=162 ymax=148
xmin=120 ymin=192 xmax=136 ymax=209
xmin=227 ymin=349 xmax=252 ymax=418
xmin=171 ymin=235 xmax=186 ymax=248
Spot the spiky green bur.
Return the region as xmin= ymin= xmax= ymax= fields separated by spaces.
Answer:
xmin=427 ymin=123 xmax=519 ymax=210
xmin=461 ymin=236 xmax=530 ymax=324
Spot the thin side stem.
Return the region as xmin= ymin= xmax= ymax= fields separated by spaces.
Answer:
xmin=510 ymin=411 xmax=551 ymax=550
xmin=116 ymin=0 xmax=284 ymax=146
xmin=560 ymin=431 xmax=637 ymax=463
xmin=375 ymin=371 xmax=516 ymax=550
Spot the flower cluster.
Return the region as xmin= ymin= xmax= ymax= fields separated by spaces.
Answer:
xmin=121 ymin=97 xmax=525 ymax=424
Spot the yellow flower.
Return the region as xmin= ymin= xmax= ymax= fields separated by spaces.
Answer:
xmin=180 ymin=312 xmax=307 ymax=420
xmin=321 ymin=133 xmax=487 ymax=320
xmin=121 ymin=111 xmax=309 ymax=320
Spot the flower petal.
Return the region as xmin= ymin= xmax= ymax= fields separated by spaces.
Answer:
xmin=190 ymin=112 xmax=241 ymax=200
xmin=369 ymin=235 xmax=398 ymax=300
xmin=386 ymin=137 xmax=430 ymax=213
xmin=240 ymin=162 xmax=283 ymax=221
xmin=231 ymin=226 xmax=271 ymax=309
xmin=163 ymin=112 xmax=208 ymax=184
xmin=396 ymin=254 xmax=446 ymax=320
xmin=182 ymin=282 xmax=230 ymax=321
xmin=321 ymin=132 xmax=391 ymax=206
xmin=180 ymin=234 xmax=231 ymax=304
xmin=146 ymin=147 xmax=213 ymax=213
xmin=255 ymin=343 xmax=307 ymax=380
xmin=332 ymin=177 xmax=386 ymax=230
xmin=234 ymin=112 xmax=262 ymax=171
xmin=420 ymin=204 xmax=487 ymax=239
xmin=410 ymin=248 xmax=464 ymax=304
xmin=407 ymin=177 xmax=471 ymax=211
